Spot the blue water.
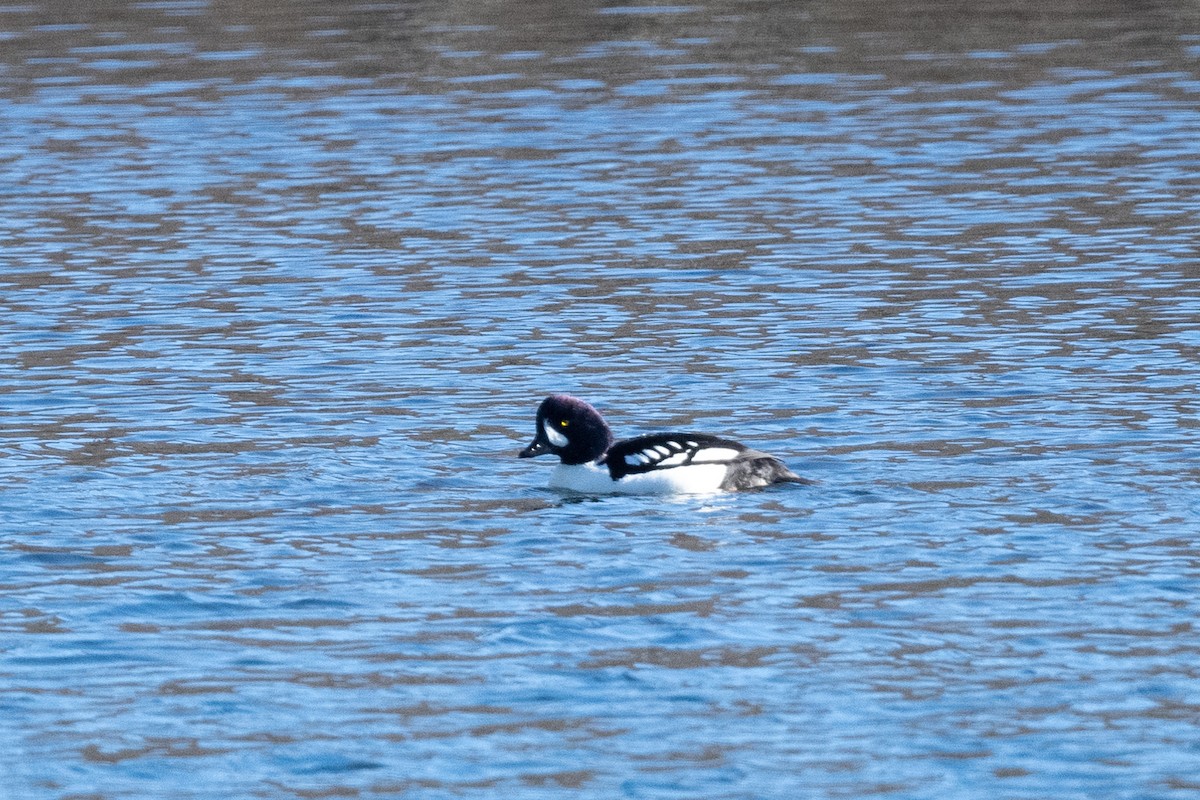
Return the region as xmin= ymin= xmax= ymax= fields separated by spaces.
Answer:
xmin=3 ymin=1 xmax=1200 ymax=798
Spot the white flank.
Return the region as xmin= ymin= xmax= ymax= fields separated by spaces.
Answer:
xmin=547 ymin=462 xmax=729 ymax=495
xmin=688 ymin=447 xmax=741 ymax=464
xmin=543 ymin=421 xmax=569 ymax=447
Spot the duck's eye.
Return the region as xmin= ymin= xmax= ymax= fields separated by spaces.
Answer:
xmin=559 ymin=420 xmax=570 ymax=428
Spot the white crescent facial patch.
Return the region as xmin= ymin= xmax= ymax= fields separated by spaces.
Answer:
xmin=543 ymin=420 xmax=569 ymax=447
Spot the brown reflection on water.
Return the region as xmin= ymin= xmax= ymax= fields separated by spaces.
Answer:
xmin=4 ymin=0 xmax=1200 ymax=798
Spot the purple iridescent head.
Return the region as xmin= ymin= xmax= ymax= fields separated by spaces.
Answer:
xmin=518 ymin=394 xmax=615 ymax=465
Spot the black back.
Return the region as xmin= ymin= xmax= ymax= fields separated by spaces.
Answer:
xmin=601 ymin=433 xmax=749 ymax=480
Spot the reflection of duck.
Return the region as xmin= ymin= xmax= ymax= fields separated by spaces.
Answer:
xmin=518 ymin=394 xmax=811 ymax=494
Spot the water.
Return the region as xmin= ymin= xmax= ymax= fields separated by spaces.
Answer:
xmin=3 ymin=0 xmax=1200 ymax=797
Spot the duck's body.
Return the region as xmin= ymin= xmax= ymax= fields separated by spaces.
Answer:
xmin=518 ymin=395 xmax=810 ymax=495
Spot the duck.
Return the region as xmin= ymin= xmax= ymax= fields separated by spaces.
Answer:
xmin=518 ymin=394 xmax=811 ymax=494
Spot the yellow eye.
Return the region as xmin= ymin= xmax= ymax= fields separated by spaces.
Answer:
xmin=559 ymin=420 xmax=570 ymax=428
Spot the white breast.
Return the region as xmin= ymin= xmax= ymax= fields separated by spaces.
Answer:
xmin=548 ymin=461 xmax=729 ymax=495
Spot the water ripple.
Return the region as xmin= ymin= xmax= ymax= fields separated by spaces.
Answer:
xmin=3 ymin=1 xmax=1200 ymax=798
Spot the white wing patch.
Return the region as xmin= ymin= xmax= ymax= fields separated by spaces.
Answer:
xmin=617 ymin=439 xmax=743 ymax=471
xmin=625 ymin=447 xmax=677 ymax=466
xmin=688 ymin=447 xmax=741 ymax=463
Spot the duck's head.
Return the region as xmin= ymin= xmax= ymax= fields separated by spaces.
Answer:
xmin=518 ymin=394 xmax=614 ymax=465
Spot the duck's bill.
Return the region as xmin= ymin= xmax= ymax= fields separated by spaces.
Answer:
xmin=518 ymin=438 xmax=548 ymax=458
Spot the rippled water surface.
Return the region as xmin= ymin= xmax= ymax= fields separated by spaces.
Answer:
xmin=3 ymin=0 xmax=1200 ymax=797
